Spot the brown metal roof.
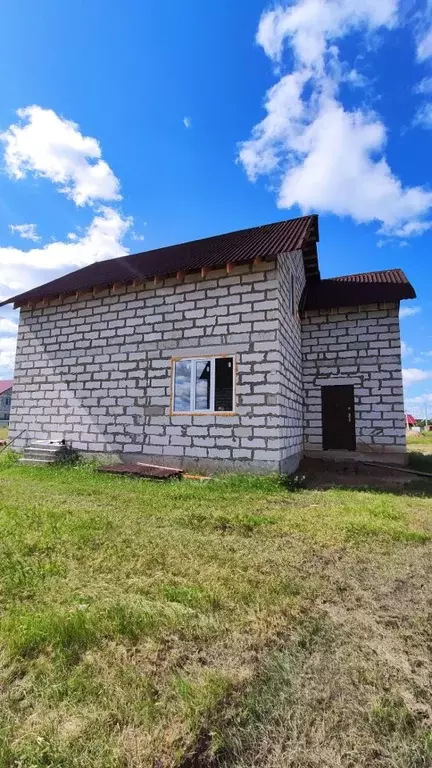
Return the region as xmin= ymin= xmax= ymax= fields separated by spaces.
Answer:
xmin=97 ymin=463 xmax=183 ymax=480
xmin=1 ymin=215 xmax=319 ymax=308
xmin=301 ymin=269 xmax=416 ymax=311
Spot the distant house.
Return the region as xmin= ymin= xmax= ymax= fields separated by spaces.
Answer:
xmin=1 ymin=214 xmax=417 ymax=471
xmin=0 ymin=380 xmax=13 ymax=423
xmin=405 ymin=414 xmax=417 ymax=429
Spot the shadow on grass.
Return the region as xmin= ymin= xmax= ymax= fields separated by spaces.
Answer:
xmin=408 ymin=451 xmax=432 ymax=473
xmin=298 ymin=454 xmax=432 ymax=499
xmin=304 ymin=479 xmax=432 ymax=500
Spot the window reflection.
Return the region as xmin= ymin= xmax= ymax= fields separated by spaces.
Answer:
xmin=195 ymin=360 xmax=211 ymax=410
xmin=174 ymin=359 xmax=192 ymax=411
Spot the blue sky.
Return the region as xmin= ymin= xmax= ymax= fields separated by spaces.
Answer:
xmin=0 ymin=0 xmax=431 ymax=416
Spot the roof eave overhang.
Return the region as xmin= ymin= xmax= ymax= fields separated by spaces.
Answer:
xmin=302 ymin=240 xmax=320 ymax=281
xmin=5 ymin=253 xmax=279 ymax=310
xmin=300 ymin=287 xmax=416 ymax=313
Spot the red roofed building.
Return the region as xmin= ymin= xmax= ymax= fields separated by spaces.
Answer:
xmin=405 ymin=414 xmax=417 ymax=429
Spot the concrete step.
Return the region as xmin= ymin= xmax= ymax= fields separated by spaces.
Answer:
xmin=24 ymin=447 xmax=64 ymax=453
xmin=22 ymin=451 xmax=63 ymax=461
xmin=29 ymin=441 xmax=67 ymax=450
xmin=19 ymin=441 xmax=77 ymax=467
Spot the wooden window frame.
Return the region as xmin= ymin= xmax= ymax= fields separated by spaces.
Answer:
xmin=170 ymin=354 xmax=236 ymax=416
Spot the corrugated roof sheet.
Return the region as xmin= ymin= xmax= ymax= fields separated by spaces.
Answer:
xmin=1 ymin=215 xmax=319 ymax=308
xmin=333 ymin=270 xmax=412 ymax=285
xmin=301 ymin=269 xmax=416 ymax=311
xmin=0 ymin=380 xmax=13 ymax=396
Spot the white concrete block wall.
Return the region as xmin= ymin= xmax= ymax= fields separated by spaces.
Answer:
xmin=9 ymin=261 xmax=300 ymax=471
xmin=276 ymin=251 xmax=306 ymax=472
xmin=301 ymin=302 xmax=407 ymax=460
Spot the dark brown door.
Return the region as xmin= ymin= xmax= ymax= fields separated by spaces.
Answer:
xmin=322 ymin=385 xmax=356 ymax=451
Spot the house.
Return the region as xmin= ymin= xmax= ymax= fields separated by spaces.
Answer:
xmin=405 ymin=414 xmax=417 ymax=430
xmin=0 ymin=380 xmax=13 ymax=423
xmin=1 ymin=215 xmax=416 ymax=472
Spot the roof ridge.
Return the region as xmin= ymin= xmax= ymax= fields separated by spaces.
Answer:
xmin=123 ymin=214 xmax=317 ymax=261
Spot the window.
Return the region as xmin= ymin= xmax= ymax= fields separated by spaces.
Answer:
xmin=173 ymin=356 xmax=234 ymax=413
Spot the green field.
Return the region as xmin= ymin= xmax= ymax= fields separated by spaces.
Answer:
xmin=0 ymin=426 xmax=8 ymax=441
xmin=0 ymin=455 xmax=431 ymax=767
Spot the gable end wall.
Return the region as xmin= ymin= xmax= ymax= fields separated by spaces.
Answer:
xmin=9 ymin=262 xmax=289 ymax=471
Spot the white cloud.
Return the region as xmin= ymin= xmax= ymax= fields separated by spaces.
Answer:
xmin=400 ymin=306 xmax=422 ymax=318
xmin=278 ymin=100 xmax=432 ymax=227
xmin=183 ymin=116 xmax=192 ymax=129
xmin=256 ymin=0 xmax=397 ymax=65
xmin=0 ymin=318 xmax=18 ymax=335
xmin=0 ymin=107 xmax=134 ymax=378
xmin=414 ymin=76 xmax=432 ymax=94
xmin=0 ymin=103 xmax=136 ymax=385
xmin=380 ymin=219 xmax=432 ymax=237
xmin=413 ymin=102 xmax=432 ymax=129
xmin=239 ymin=0 xmax=432 ymax=237
xmin=0 ymin=336 xmax=17 ymax=376
xmin=344 ymin=68 xmax=368 ymax=88
xmin=9 ymin=223 xmax=40 ymax=242
xmin=131 ymin=230 xmax=145 ymax=242
xmin=401 ymin=340 xmax=413 ymax=357
xmin=0 ymin=207 xmax=131 ymax=297
xmin=377 ymin=237 xmax=410 ymax=247
xmin=405 ymin=392 xmax=432 ymax=404
xmin=404 ymin=395 xmax=432 ymax=419
xmin=0 ymin=106 xmax=121 ymax=207
xmin=403 ymin=367 xmax=432 ymax=385
xmin=417 ymin=30 xmax=432 ymax=60
xmin=414 ymin=0 xmax=432 ymax=61
xmin=0 ymin=319 xmax=18 ymax=376
xmin=404 ymin=392 xmax=432 ymax=418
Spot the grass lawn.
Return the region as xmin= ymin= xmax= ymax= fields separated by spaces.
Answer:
xmin=0 ymin=456 xmax=431 ymax=767
xmin=407 ymin=431 xmax=432 ymax=444
xmin=407 ymin=431 xmax=432 ymax=458
xmin=0 ymin=426 xmax=8 ymax=441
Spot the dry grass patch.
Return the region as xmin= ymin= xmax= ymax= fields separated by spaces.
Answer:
xmin=0 ymin=459 xmax=431 ymax=766
xmin=216 ymin=545 xmax=432 ymax=768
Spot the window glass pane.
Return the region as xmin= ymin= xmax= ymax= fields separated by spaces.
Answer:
xmin=174 ymin=359 xmax=192 ymax=411
xmin=215 ymin=358 xmax=233 ymax=411
xmin=195 ymin=359 xmax=212 ymax=411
